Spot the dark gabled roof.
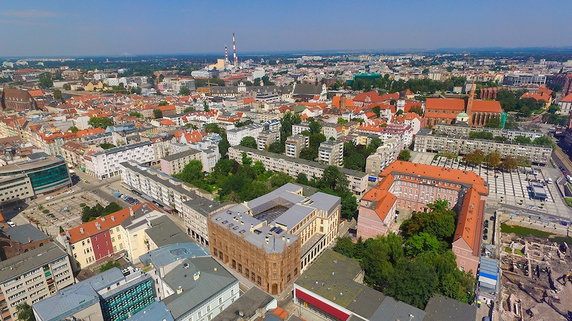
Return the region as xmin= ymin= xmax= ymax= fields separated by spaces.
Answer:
xmin=293 ymin=83 xmax=323 ymax=96
xmin=1 ymin=224 xmax=49 ymax=243
xmin=212 ymin=287 xmax=275 ymax=321
xmin=423 ymin=295 xmax=477 ymax=321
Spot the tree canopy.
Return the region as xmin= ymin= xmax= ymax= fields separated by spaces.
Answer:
xmin=239 ymin=136 xmax=258 ymax=149
xmin=88 ymin=117 xmax=113 ymax=129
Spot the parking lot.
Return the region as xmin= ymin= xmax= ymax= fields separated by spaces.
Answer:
xmin=410 ymin=152 xmax=572 ymax=219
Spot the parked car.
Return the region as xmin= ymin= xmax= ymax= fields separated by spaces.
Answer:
xmin=7 ymin=221 xmax=16 ymax=227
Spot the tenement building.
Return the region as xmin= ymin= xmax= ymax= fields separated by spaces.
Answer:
xmin=414 ymin=129 xmax=552 ymax=165
xmin=357 ymin=161 xmax=488 ymax=274
xmin=208 ymin=183 xmax=341 ymax=295
xmin=228 ymin=146 xmax=368 ymax=195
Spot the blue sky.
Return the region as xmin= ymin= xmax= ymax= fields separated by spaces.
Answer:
xmin=1 ymin=0 xmax=571 ymax=56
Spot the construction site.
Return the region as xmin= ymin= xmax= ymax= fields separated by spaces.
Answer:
xmin=499 ymin=230 xmax=572 ymax=321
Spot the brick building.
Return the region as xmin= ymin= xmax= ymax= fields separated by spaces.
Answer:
xmin=357 ymin=161 xmax=488 ymax=274
xmin=1 ymin=88 xmax=37 ymax=111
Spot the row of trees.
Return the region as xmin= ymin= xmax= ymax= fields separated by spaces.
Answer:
xmin=462 ymin=150 xmax=521 ymax=170
xmin=495 ymin=89 xmax=546 ymax=117
xmin=334 ymin=200 xmax=475 ymax=309
xmin=351 ymin=75 xmax=466 ymax=94
xmin=81 ymin=202 xmax=122 ymax=222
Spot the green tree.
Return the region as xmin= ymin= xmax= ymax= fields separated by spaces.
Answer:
xmin=463 ymin=149 xmax=485 ymax=166
xmin=469 ymin=131 xmax=494 ymax=140
xmin=16 ymin=303 xmax=36 ymax=321
xmin=309 ymin=133 xmax=326 ymax=150
xmin=333 ymin=237 xmax=355 ymax=257
xmin=88 ymin=117 xmax=114 ymax=129
xmin=203 ymin=101 xmax=210 ymax=112
xmin=486 ymin=152 xmax=501 ymax=168
xmin=396 ymin=109 xmax=404 ymax=116
xmin=99 ymin=143 xmax=116 ymax=150
xmin=218 ymin=137 xmax=231 ymax=157
xmin=344 ymin=152 xmax=366 ymax=171
xmin=268 ymin=141 xmax=284 ymax=154
xmin=404 ymin=232 xmax=443 ymax=257
xmin=153 ymin=109 xmax=163 ymax=119
xmin=53 ymin=89 xmax=63 ymax=101
xmin=386 ymin=258 xmax=439 ymax=309
xmin=239 ymin=136 xmax=257 ymax=149
xmin=68 ymin=126 xmax=79 ymax=133
xmin=99 ymin=261 xmax=121 ymax=272
xmin=179 ymin=86 xmax=191 ymax=95
xmin=500 ymin=156 xmax=518 ymax=171
xmin=177 ymin=160 xmax=203 ymax=183
xmin=184 ymin=106 xmax=195 ymax=113
xmin=129 ymin=111 xmax=143 ymax=118
xmin=397 ymin=149 xmax=411 ymax=161
xmin=299 ymin=147 xmax=317 ymax=161
xmin=532 ymin=136 xmax=554 ymax=147
xmin=410 ymin=105 xmax=424 ymax=116
xmin=296 ymin=173 xmax=309 ymax=185
xmin=309 ymin=120 xmax=322 ymax=134
xmin=270 ymin=172 xmax=293 ymax=187
xmin=38 ymin=72 xmax=53 ymax=89
xmin=158 ymin=100 xmax=169 ymax=106
xmin=319 ymin=166 xmax=349 ymax=193
xmin=372 ymin=106 xmax=381 ymax=118
xmin=513 ymin=136 xmax=532 ymax=144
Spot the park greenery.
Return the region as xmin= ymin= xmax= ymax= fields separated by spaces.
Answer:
xmin=239 ymin=136 xmax=257 ymax=149
xmin=495 ymin=89 xmax=546 ymax=117
xmin=204 ymin=124 xmax=230 ymax=157
xmin=342 ymin=138 xmax=382 ymax=171
xmin=350 ymin=75 xmax=467 ymax=94
xmin=16 ymin=303 xmax=35 ymax=321
xmin=81 ymin=202 xmax=122 ymax=222
xmin=174 ymin=158 xmax=359 ymax=220
xmin=334 ymin=200 xmax=475 ymax=309
xmin=88 ymin=117 xmax=114 ymax=129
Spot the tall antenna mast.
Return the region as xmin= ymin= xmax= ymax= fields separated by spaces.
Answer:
xmin=233 ymin=33 xmax=238 ymax=66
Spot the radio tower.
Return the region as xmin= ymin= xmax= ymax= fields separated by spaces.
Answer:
xmin=232 ymin=33 xmax=238 ymax=66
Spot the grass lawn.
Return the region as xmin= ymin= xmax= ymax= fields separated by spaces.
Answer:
xmin=565 ymin=197 xmax=572 ymax=208
xmin=504 ymin=247 xmax=512 ymax=254
xmin=514 ymin=249 xmax=525 ymax=255
xmin=551 ymin=236 xmax=572 ymax=244
xmin=501 ymin=223 xmax=554 ymax=238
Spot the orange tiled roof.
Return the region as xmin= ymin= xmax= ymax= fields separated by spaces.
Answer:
xmin=362 ymin=188 xmax=397 ymax=221
xmin=454 ymin=188 xmax=483 ymax=255
xmin=425 ymin=98 xmax=465 ymax=111
xmin=472 ymin=100 xmax=502 ymax=113
xmin=76 ymin=128 xmax=105 ymax=138
xmin=561 ymin=93 xmax=572 ymax=103
xmin=67 ymin=203 xmax=154 ymax=243
xmin=27 ymin=89 xmax=44 ymax=97
xmin=380 ymin=161 xmax=488 ymax=195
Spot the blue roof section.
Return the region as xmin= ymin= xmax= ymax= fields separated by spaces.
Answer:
xmin=139 ymin=242 xmax=210 ymax=268
xmin=127 ymin=301 xmax=174 ymax=321
xmin=479 ymin=272 xmax=498 ymax=281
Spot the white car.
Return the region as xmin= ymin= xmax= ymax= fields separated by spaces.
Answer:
xmin=7 ymin=221 xmax=16 ymax=227
xmin=46 ymin=196 xmax=54 ymax=200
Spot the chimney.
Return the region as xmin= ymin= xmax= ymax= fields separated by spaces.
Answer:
xmin=129 ymin=207 xmax=134 ymax=216
xmin=80 ymin=228 xmax=84 ymax=234
xmin=176 ymin=286 xmax=183 ymax=294
xmin=193 ymin=271 xmax=201 ymax=280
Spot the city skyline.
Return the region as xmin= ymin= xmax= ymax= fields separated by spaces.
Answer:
xmin=1 ymin=0 xmax=571 ymax=56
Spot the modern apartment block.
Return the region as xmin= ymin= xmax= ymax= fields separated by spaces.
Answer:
xmin=414 ymin=129 xmax=552 ymax=165
xmin=256 ymin=130 xmax=280 ymax=150
xmin=33 ymin=267 xmax=155 ymax=321
xmin=139 ymin=243 xmax=239 ymax=321
xmin=365 ymin=137 xmax=401 ymax=179
xmin=84 ymin=141 xmax=156 ymax=179
xmin=226 ymin=124 xmax=264 ymax=146
xmin=0 ymin=153 xmax=71 ymax=200
xmin=120 ymin=161 xmax=226 ymax=245
xmin=318 ymin=140 xmax=343 ymax=166
xmin=432 ymin=123 xmax=543 ymax=141
xmin=291 ymin=124 xmax=310 ymax=136
xmin=357 ymin=161 xmax=488 ymax=274
xmin=503 ymin=73 xmax=547 ymax=86
xmin=0 ymin=243 xmax=73 ymax=321
xmin=285 ymin=135 xmax=308 ymax=158
xmin=228 ymin=146 xmax=368 ymax=195
xmin=160 ymin=148 xmax=202 ymax=175
xmin=208 ymin=183 xmax=341 ymax=295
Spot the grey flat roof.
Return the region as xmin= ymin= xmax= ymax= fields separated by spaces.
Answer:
xmin=0 ymin=155 xmax=65 ymax=174
xmin=32 ymin=279 xmax=100 ymax=321
xmin=231 ymin=146 xmax=367 ymax=178
xmin=212 ymin=287 xmax=275 ymax=321
xmin=0 ymin=242 xmax=67 ymax=282
xmin=92 ymin=141 xmax=151 ymax=156
xmin=139 ymin=242 xmax=210 ymax=268
xmin=145 ymin=216 xmax=192 ymax=247
xmin=423 ymin=295 xmax=477 ymax=321
xmin=368 ymin=296 xmax=426 ymax=321
xmin=127 ymin=301 xmax=174 ymax=321
xmin=162 ymin=148 xmax=201 ymax=162
xmin=2 ymin=224 xmax=49 ymax=244
xmin=162 ymin=257 xmax=238 ymax=320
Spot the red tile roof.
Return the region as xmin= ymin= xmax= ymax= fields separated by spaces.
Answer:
xmin=426 ymin=98 xmax=465 ymax=111
xmin=472 ymin=100 xmax=502 ymax=113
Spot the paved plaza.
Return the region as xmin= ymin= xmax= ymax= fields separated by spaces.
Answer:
xmin=411 ymin=152 xmax=572 ymax=220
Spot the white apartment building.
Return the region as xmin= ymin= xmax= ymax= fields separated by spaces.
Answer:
xmin=0 ymin=243 xmax=74 ymax=321
xmin=256 ymin=130 xmax=280 ymax=150
xmin=229 ymin=146 xmax=369 ymax=195
xmin=160 ymin=148 xmax=202 ymax=176
xmin=558 ymin=94 xmax=572 ymax=115
xmin=318 ymin=140 xmax=344 ymax=166
xmin=84 ymin=142 xmax=156 ymax=179
xmin=226 ymin=124 xmax=265 ymax=146
xmin=285 ymin=135 xmax=308 ymax=158
xmin=365 ymin=138 xmax=402 ymax=179
xmin=292 ymin=124 xmax=310 ymax=136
